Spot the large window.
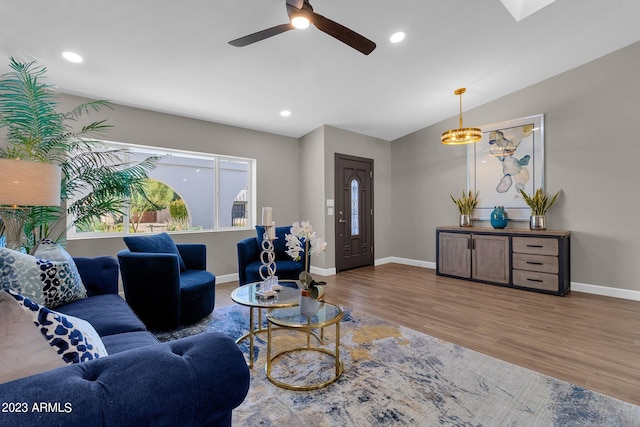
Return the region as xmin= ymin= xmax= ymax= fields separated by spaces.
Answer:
xmin=67 ymin=141 xmax=255 ymax=238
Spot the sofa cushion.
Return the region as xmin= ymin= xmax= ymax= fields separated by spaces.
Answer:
xmin=0 ymin=247 xmax=87 ymax=308
xmin=100 ymin=331 xmax=159 ymax=355
xmin=0 ymin=290 xmax=66 ymax=384
xmin=4 ymin=289 xmax=107 ymax=365
xmin=124 ymin=232 xmax=186 ymax=272
xmin=56 ymin=294 xmax=147 ymax=337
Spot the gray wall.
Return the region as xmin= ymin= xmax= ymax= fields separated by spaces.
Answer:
xmin=391 ymin=41 xmax=640 ymax=293
xmin=297 ymin=125 xmax=392 ymax=272
xmin=57 ymin=94 xmax=300 ymax=278
xmin=323 ymin=126 xmax=392 ymax=265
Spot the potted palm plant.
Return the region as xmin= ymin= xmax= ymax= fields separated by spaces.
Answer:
xmin=0 ymin=58 xmax=155 ymax=253
xmin=450 ymin=190 xmax=478 ymax=227
xmin=518 ymin=188 xmax=560 ymax=230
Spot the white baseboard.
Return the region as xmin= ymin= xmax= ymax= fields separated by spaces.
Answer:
xmin=376 ymin=256 xmax=437 ymax=270
xmin=218 ymin=268 xmax=335 ymax=284
xmin=310 ymin=266 xmax=337 ymax=276
xmin=216 ymin=273 xmax=239 ymax=284
xmin=571 ymin=281 xmax=640 ymax=301
xmin=374 ymin=257 xmax=640 ymax=302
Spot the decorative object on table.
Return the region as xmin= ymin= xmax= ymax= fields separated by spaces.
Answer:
xmin=518 ymin=187 xmax=560 ymax=230
xmin=285 ymin=221 xmax=327 ymax=316
xmin=441 ymin=88 xmax=482 ymax=145
xmin=0 ymin=159 xmax=61 ymax=251
xmin=468 ymin=114 xmax=544 ymax=221
xmin=0 ymin=57 xmax=155 ymax=253
xmin=490 ymin=206 xmax=509 ymax=229
xmin=450 ymin=190 xmax=478 ymax=227
xmin=257 ymin=207 xmax=279 ymax=298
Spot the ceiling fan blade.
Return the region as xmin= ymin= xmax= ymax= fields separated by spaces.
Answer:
xmin=229 ymin=23 xmax=294 ymax=47
xmin=311 ymin=13 xmax=376 ymax=55
xmin=286 ymin=0 xmax=304 ymax=9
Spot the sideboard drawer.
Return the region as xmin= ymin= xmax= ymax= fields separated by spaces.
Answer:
xmin=512 ymin=270 xmax=559 ymax=292
xmin=512 ymin=237 xmax=558 ymax=256
xmin=513 ymin=253 xmax=559 ymax=274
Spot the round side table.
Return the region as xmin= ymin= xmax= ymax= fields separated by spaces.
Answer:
xmin=266 ymin=302 xmax=344 ymax=390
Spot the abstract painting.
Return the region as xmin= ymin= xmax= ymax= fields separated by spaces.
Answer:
xmin=468 ymin=114 xmax=544 ymax=220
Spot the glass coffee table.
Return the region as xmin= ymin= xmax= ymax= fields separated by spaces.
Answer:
xmin=266 ymin=302 xmax=344 ymax=390
xmin=231 ymin=280 xmax=300 ymax=368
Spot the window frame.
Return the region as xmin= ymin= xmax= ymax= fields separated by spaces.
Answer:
xmin=66 ymin=140 xmax=256 ymax=240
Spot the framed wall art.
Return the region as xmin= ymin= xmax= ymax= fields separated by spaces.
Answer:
xmin=468 ymin=114 xmax=544 ymax=220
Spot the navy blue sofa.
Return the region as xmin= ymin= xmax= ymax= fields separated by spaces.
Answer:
xmin=237 ymin=225 xmax=310 ymax=286
xmin=0 ymin=256 xmax=249 ymax=427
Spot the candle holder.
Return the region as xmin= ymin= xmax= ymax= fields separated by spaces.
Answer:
xmin=256 ymin=226 xmax=279 ymax=298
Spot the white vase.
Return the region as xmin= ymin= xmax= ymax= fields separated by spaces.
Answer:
xmin=299 ymin=289 xmax=320 ymax=317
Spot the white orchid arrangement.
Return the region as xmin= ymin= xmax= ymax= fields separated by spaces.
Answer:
xmin=285 ymin=221 xmax=328 ymax=299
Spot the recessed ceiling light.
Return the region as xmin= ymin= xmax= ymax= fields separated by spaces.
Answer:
xmin=62 ymin=51 xmax=83 ymax=63
xmin=390 ymin=32 xmax=405 ymax=44
xmin=280 ymin=110 xmax=292 ymax=117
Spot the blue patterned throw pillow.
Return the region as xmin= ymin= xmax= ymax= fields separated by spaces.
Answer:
xmin=0 ymin=241 xmax=87 ymax=308
xmin=5 ymin=289 xmax=108 ymax=364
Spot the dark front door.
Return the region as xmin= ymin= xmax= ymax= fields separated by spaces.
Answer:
xmin=335 ymin=154 xmax=374 ymax=272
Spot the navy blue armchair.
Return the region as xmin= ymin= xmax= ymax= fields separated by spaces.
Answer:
xmin=118 ymin=240 xmax=216 ymax=330
xmin=237 ymin=226 xmax=309 ymax=286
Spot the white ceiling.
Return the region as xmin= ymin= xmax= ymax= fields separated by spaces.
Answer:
xmin=1 ymin=0 xmax=640 ymax=141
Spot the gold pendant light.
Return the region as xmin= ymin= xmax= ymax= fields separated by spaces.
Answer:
xmin=441 ymin=88 xmax=482 ymax=145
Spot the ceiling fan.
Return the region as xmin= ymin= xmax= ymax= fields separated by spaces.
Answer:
xmin=228 ymin=0 xmax=376 ymax=55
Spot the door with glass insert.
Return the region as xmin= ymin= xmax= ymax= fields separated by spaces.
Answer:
xmin=335 ymin=154 xmax=373 ymax=272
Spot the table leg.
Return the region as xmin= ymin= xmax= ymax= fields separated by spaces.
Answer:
xmin=266 ymin=318 xmax=272 ymax=377
xmin=248 ymin=307 xmax=255 ymax=368
xmin=335 ymin=318 xmax=341 ymax=376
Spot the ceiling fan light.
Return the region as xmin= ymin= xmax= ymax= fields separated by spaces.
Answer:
xmin=291 ymin=16 xmax=310 ymax=29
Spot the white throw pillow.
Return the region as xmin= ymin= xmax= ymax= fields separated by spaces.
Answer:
xmin=3 ymin=289 xmax=107 ymax=370
xmin=0 ymin=290 xmax=66 ymax=384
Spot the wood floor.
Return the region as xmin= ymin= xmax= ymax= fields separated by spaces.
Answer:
xmin=216 ymin=263 xmax=640 ymax=406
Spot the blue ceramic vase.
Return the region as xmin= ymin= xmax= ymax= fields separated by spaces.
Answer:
xmin=490 ymin=206 xmax=509 ymax=229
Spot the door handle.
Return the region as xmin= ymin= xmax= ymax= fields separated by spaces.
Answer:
xmin=338 ymin=219 xmax=346 ymax=223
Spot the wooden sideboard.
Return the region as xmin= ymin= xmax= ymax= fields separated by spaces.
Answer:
xmin=436 ymin=226 xmax=571 ymax=296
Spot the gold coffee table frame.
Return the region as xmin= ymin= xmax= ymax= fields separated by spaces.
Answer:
xmin=231 ymin=281 xmax=315 ymax=368
xmin=266 ymin=302 xmax=344 ymax=391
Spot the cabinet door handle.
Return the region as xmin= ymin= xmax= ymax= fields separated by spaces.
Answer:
xmin=526 ymin=261 xmax=544 ymax=265
xmin=467 ymin=238 xmax=471 ymax=250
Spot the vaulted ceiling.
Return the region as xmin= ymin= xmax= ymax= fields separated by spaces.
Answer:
xmin=1 ymin=0 xmax=639 ymax=140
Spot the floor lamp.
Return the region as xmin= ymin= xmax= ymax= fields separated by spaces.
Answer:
xmin=0 ymin=159 xmax=61 ymax=251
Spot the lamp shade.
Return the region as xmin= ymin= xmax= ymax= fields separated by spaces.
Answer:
xmin=0 ymin=158 xmax=61 ymax=206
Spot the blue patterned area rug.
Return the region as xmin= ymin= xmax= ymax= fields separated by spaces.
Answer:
xmin=155 ymin=305 xmax=640 ymax=426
